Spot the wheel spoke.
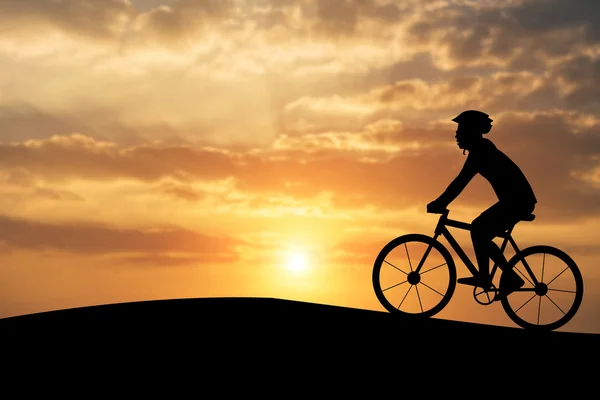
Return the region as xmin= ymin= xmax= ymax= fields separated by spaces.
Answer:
xmin=537 ymin=296 xmax=542 ymax=325
xmin=415 ymin=285 xmax=423 ymax=313
xmin=383 ymin=280 xmax=408 ymax=292
xmin=548 ymin=288 xmax=577 ymax=294
xmin=544 ymin=294 xmax=567 ymax=316
xmin=514 ymin=293 xmax=537 ymax=314
xmin=419 ymin=281 xmax=444 ymax=297
xmin=398 ymin=285 xmax=413 ymax=309
xmin=420 ymin=262 xmax=447 ymax=275
xmin=384 ymin=259 xmax=408 ymax=275
xmin=546 ymin=266 xmax=569 ymax=286
xmin=541 ymin=253 xmax=546 ymax=282
xmin=404 ymin=242 xmax=413 ymax=272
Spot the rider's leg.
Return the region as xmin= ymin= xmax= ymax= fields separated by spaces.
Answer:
xmin=487 ymin=241 xmax=508 ymax=272
xmin=482 ymin=202 xmax=536 ymax=273
xmin=470 ymin=203 xmax=520 ymax=282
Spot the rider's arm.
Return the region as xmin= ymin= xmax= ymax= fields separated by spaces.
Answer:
xmin=434 ymin=158 xmax=477 ymax=206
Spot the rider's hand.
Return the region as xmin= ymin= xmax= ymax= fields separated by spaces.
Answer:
xmin=427 ymin=200 xmax=447 ymax=214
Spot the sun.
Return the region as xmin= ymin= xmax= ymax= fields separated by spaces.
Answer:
xmin=286 ymin=251 xmax=308 ymax=273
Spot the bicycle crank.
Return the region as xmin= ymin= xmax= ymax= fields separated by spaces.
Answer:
xmin=473 ymin=284 xmax=498 ymax=305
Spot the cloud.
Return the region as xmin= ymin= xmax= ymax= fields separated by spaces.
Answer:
xmin=280 ymin=71 xmax=560 ymax=133
xmin=377 ymin=72 xmax=548 ymax=111
xmin=273 ymin=120 xmax=407 ymax=153
xmin=131 ymin=0 xmax=236 ymax=47
xmin=0 ymin=0 xmax=134 ymax=42
xmin=0 ymin=1 xmax=599 ymax=226
xmin=405 ymin=0 xmax=600 ymax=70
xmin=551 ymin=54 xmax=600 ymax=111
xmin=0 ymin=213 xmax=244 ymax=264
xmin=123 ymin=0 xmax=408 ymax=56
xmin=509 ymin=0 xmax=600 ymax=38
xmin=0 ymin=103 xmax=101 ymax=143
xmin=158 ymin=180 xmax=208 ymax=202
xmin=2 ymin=107 xmax=600 ymax=223
xmin=308 ymin=0 xmax=403 ymax=38
xmin=0 ymin=134 xmax=240 ymax=182
xmin=2 ymin=0 xmax=548 ymax=147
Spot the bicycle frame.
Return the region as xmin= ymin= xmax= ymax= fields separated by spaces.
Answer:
xmin=414 ymin=210 xmax=540 ymax=287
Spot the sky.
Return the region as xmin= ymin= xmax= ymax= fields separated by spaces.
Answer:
xmin=1 ymin=0 xmax=600 ymax=333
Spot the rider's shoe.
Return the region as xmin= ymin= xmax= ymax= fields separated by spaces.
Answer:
xmin=495 ymin=270 xmax=525 ymax=301
xmin=457 ymin=275 xmax=492 ymax=290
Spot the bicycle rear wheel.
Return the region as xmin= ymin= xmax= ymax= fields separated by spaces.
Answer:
xmin=500 ymin=245 xmax=583 ymax=331
xmin=373 ymin=234 xmax=456 ymax=318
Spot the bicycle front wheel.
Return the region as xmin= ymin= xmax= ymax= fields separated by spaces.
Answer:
xmin=372 ymin=234 xmax=456 ymax=318
xmin=501 ymin=245 xmax=584 ymax=331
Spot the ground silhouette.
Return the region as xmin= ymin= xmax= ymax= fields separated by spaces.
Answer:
xmin=1 ymin=297 xmax=597 ymax=393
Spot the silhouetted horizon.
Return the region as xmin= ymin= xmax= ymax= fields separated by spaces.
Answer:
xmin=2 ymin=0 xmax=600 ymax=336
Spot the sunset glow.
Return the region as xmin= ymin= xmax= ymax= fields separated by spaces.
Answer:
xmin=0 ymin=0 xmax=599 ymax=333
xmin=286 ymin=251 xmax=308 ymax=274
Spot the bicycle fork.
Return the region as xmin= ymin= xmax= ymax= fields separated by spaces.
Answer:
xmin=413 ymin=227 xmax=446 ymax=274
xmin=413 ymin=217 xmax=446 ymax=274
xmin=414 ymin=240 xmax=436 ymax=274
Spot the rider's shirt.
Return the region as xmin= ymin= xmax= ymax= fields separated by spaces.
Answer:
xmin=464 ymin=138 xmax=537 ymax=206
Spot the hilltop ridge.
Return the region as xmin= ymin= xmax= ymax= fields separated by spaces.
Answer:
xmin=1 ymin=297 xmax=596 ymax=392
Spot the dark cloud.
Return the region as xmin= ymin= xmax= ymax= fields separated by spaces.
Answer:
xmin=406 ymin=0 xmax=600 ymax=68
xmin=374 ymin=70 xmax=557 ymax=117
xmin=510 ymin=0 xmax=600 ymax=38
xmin=0 ymin=103 xmax=202 ymax=147
xmin=131 ymin=0 xmax=407 ymax=47
xmin=0 ymin=214 xmax=243 ymax=262
xmin=369 ymin=57 xmax=598 ymax=116
xmin=0 ymin=0 xmax=134 ymax=41
xmin=244 ymin=0 xmax=404 ymax=37
xmin=310 ymin=0 xmax=402 ymax=37
xmin=362 ymin=52 xmax=447 ymax=89
xmin=130 ymin=0 xmax=175 ymax=13
xmin=0 ymin=0 xmax=240 ymax=48
xmin=133 ymin=0 xmax=236 ymax=45
xmin=553 ymin=55 xmax=600 ymax=111
xmin=312 ymin=0 xmax=360 ymax=37
xmin=0 ymin=135 xmax=238 ymax=182
xmin=0 ymin=103 xmax=100 ymax=143
xmin=303 ymin=2 xmax=407 ymax=49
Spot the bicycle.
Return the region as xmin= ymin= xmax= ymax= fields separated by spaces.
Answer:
xmin=372 ymin=208 xmax=584 ymax=331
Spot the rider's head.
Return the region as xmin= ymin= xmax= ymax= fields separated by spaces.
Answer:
xmin=452 ymin=110 xmax=493 ymax=152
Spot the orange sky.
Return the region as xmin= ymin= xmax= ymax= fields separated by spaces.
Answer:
xmin=1 ymin=0 xmax=600 ymax=333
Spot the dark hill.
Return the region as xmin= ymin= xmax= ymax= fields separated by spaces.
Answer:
xmin=1 ymin=297 xmax=597 ymax=392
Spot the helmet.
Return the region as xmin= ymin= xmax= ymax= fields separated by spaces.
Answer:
xmin=452 ymin=110 xmax=493 ymax=134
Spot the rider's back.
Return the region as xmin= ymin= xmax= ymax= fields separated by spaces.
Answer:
xmin=465 ymin=138 xmax=537 ymax=206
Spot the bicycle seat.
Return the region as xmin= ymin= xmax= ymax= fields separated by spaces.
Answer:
xmin=521 ymin=213 xmax=535 ymax=222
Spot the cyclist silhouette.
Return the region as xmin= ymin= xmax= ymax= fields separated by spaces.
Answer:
xmin=427 ymin=110 xmax=537 ymax=298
